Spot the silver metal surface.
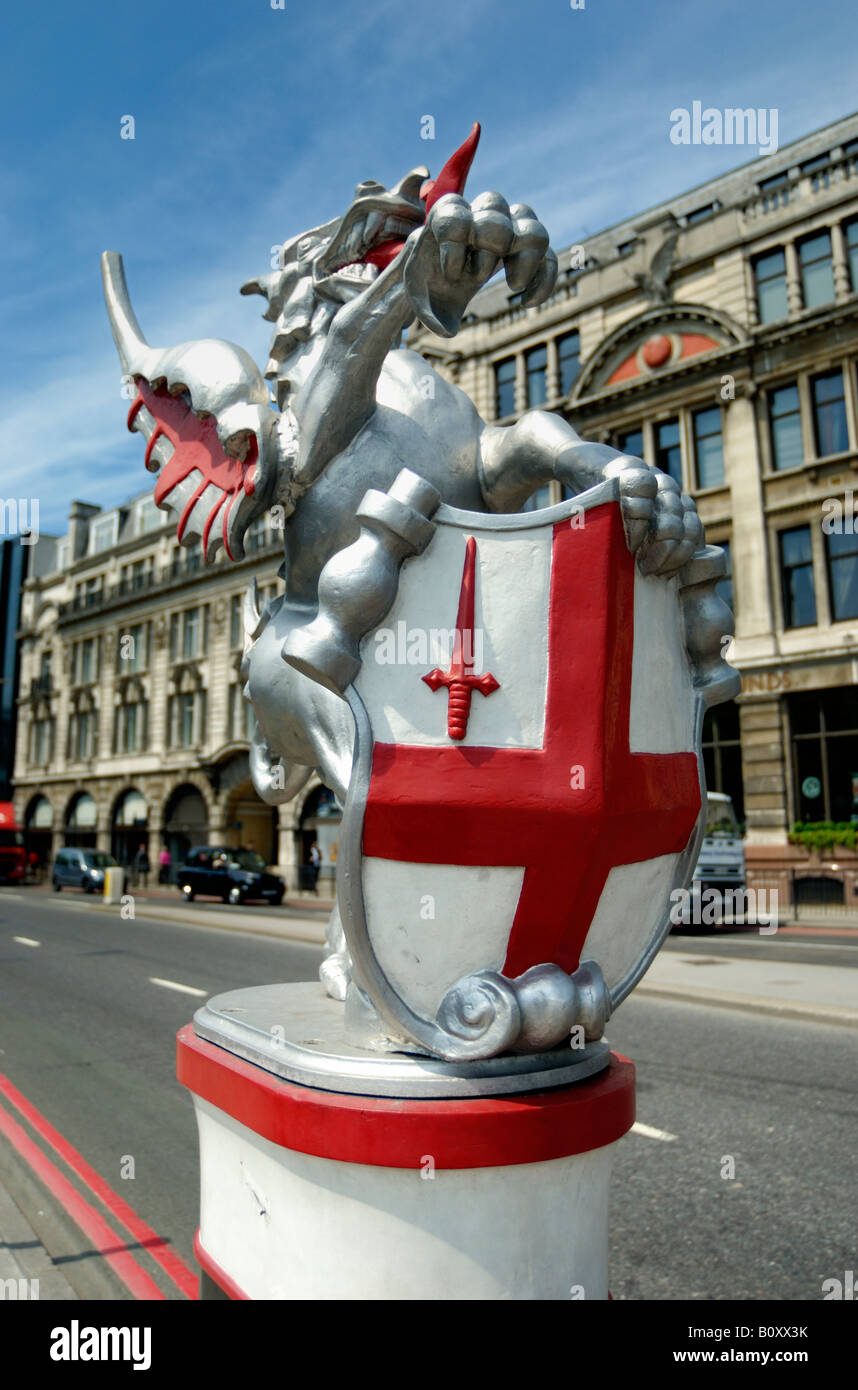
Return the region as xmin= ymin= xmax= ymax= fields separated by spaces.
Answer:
xmin=193 ymin=982 xmax=610 ymax=1098
xmin=103 ymin=136 xmax=738 ymax=1071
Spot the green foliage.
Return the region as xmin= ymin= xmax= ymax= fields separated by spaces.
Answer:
xmin=789 ymin=821 xmax=858 ymax=851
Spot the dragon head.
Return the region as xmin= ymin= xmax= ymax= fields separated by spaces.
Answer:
xmin=241 ymin=124 xmax=481 ymax=405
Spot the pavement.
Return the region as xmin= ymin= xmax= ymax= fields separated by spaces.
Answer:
xmin=0 ymin=1180 xmax=78 ymax=1302
xmin=637 ymin=947 xmax=858 ymax=1028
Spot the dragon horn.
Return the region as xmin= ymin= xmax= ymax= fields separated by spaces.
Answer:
xmin=101 ymin=251 xmax=149 ymax=375
xmin=421 ymin=122 xmax=481 ymax=212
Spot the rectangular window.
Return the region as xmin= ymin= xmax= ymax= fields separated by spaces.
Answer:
xmin=137 ymin=497 xmax=164 ymax=534
xmin=716 ymin=539 xmax=735 ymax=616
xmin=754 ymin=248 xmax=788 ymax=323
xmin=80 ymin=638 xmax=95 ymax=685
xmin=183 ymin=608 xmax=199 ymax=660
xmin=119 ymin=623 xmax=148 ymax=673
xmin=90 ymin=516 xmax=117 ymax=554
xmin=825 ymin=525 xmax=858 ymax=622
xmin=701 ymin=701 xmax=744 ymax=823
xmin=798 ymin=231 xmax=834 ymax=308
xmin=779 ymin=526 xmax=816 ymax=628
xmin=768 ymin=384 xmax=803 ymax=471
xmin=230 ymin=594 xmax=243 ymax=649
xmin=845 ymin=219 xmax=858 ymax=292
xmin=617 ymin=427 xmax=644 ymax=460
xmin=811 ymin=370 xmax=848 ymax=456
xmin=790 ymin=689 xmax=858 ymax=822
xmin=655 ymin=419 xmax=682 ymax=486
xmin=179 ymin=689 xmax=194 ymax=745
xmin=557 ymin=332 xmax=580 ymax=396
xmin=494 ymin=357 xmax=516 ymax=418
xmin=692 ymin=407 xmax=725 ymax=488
xmin=686 ymin=203 xmax=715 ymax=225
xmin=169 ymin=614 xmax=180 ymax=662
xmin=525 ymin=345 xmax=546 ymax=407
xmin=125 ymin=703 xmax=138 ymax=753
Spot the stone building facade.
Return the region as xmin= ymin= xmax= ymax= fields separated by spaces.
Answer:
xmin=411 ymin=111 xmax=858 ymax=910
xmin=13 ymin=497 xmax=338 ymax=888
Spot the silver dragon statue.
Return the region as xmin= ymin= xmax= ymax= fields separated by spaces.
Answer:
xmin=102 ymin=125 xmax=706 ymax=1024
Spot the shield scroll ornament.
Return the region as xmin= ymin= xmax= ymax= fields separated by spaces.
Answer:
xmin=297 ymin=475 xmax=738 ymax=1062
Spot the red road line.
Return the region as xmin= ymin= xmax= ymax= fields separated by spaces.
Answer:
xmin=0 ymin=1099 xmax=163 ymax=1300
xmin=0 ymin=1073 xmax=197 ymax=1300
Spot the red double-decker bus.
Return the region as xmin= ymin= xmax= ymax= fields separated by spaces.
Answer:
xmin=0 ymin=802 xmax=27 ymax=883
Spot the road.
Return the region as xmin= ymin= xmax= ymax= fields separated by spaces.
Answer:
xmin=0 ymin=888 xmax=856 ymax=1300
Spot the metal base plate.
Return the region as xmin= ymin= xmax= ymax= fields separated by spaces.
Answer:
xmin=193 ymin=982 xmax=610 ymax=1098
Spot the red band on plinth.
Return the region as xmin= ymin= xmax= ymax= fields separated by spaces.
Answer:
xmin=177 ymin=1025 xmax=635 ymax=1170
xmin=195 ymin=1229 xmax=249 ymax=1300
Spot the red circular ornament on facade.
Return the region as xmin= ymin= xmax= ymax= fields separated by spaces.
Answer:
xmin=642 ymin=334 xmax=673 ymax=368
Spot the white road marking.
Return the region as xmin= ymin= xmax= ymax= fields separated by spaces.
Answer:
xmin=0 ymin=893 xmax=24 ymax=901
xmin=149 ymin=976 xmax=207 ymax=997
xmin=632 ymin=1121 xmax=677 ymax=1142
xmin=12 ymin=936 xmax=41 ymax=948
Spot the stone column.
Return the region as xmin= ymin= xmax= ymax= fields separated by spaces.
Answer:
xmin=722 ymin=393 xmax=774 ymax=650
xmin=545 ymin=337 xmax=561 ymax=405
xmin=513 ymin=353 xmax=527 ymax=415
xmin=278 ymin=803 xmax=300 ymax=889
xmin=740 ymin=697 xmax=789 ymax=844
xmin=784 ymin=241 xmax=803 ymax=315
xmin=830 ymin=221 xmax=851 ymax=302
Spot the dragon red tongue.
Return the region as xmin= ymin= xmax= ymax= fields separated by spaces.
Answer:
xmin=364 ymin=122 xmax=481 ymax=270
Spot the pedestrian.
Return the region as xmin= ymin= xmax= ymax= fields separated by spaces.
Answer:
xmin=309 ymin=841 xmax=321 ymax=894
xmin=134 ymin=842 xmax=150 ymax=890
xmin=158 ymin=845 xmax=171 ymax=885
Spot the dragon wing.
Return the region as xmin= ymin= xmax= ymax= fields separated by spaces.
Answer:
xmin=102 ymin=251 xmax=284 ymax=561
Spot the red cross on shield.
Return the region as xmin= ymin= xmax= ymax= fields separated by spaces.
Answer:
xmin=345 ymin=492 xmax=703 ymax=1033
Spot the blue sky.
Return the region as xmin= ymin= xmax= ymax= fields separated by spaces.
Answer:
xmin=2 ymin=0 xmax=857 ymax=532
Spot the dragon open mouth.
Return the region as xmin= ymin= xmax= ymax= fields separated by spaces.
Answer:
xmin=318 ymin=123 xmax=481 ymax=284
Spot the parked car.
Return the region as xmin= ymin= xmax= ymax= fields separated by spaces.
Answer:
xmin=177 ymin=847 xmax=285 ymax=906
xmin=52 ymin=848 xmax=121 ymax=893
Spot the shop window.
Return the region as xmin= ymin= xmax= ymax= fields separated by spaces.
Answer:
xmin=701 ymin=701 xmax=744 ymax=823
xmin=789 ymin=689 xmax=858 ymax=822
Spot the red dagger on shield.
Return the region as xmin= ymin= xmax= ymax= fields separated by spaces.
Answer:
xmin=423 ymin=535 xmax=500 ymax=741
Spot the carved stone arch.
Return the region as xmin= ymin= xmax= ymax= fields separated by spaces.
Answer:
xmin=291 ymin=773 xmax=326 ymax=833
xmin=570 ymin=303 xmax=749 ymax=403
xmin=163 ymin=774 xmax=216 ymax=821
